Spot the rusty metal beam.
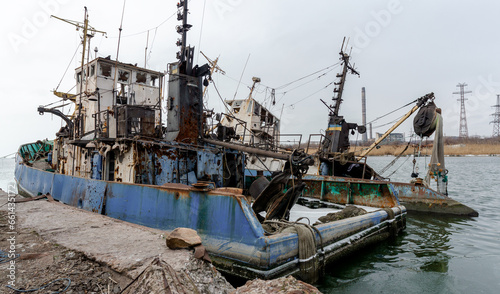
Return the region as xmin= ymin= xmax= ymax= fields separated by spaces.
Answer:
xmin=204 ymin=138 xmax=293 ymax=161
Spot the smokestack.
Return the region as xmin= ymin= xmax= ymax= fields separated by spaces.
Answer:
xmin=361 ymin=87 xmax=367 ymax=142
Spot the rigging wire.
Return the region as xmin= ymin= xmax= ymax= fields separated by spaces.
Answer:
xmin=107 ymin=8 xmax=179 ymax=39
xmin=196 ymin=0 xmax=207 ymax=64
xmin=367 ymin=99 xmax=417 ymax=125
xmin=221 ymin=74 xmax=252 ymax=88
xmin=287 ymin=81 xmax=336 ymax=108
xmin=233 ymin=54 xmax=251 ymax=99
xmin=212 ymin=79 xmax=266 ymax=141
xmin=146 ymin=27 xmax=159 ymax=66
xmin=385 ymin=154 xmax=412 ymax=178
xmin=371 ymin=115 xmax=406 ymax=129
xmin=55 ymin=43 xmax=82 ymax=92
xmin=113 ymin=0 xmax=127 ymax=89
xmin=274 ymin=66 xmax=339 ymax=106
xmin=379 ymin=139 xmax=413 ymax=175
xmin=212 ymin=80 xmax=234 ymax=116
xmin=280 ymin=67 xmax=337 ymax=94
xmin=273 ymin=62 xmax=341 ymax=90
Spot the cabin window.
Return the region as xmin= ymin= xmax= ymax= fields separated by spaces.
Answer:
xmin=100 ymin=64 xmax=112 ymax=77
xmin=253 ymin=103 xmax=261 ymax=116
xmin=136 ymin=72 xmax=147 ymax=84
xmin=116 ymin=83 xmax=128 ymax=105
xmin=90 ymin=65 xmax=95 ymax=77
xmin=76 ymin=71 xmax=82 ymax=83
xmin=116 ymin=96 xmax=127 ymax=105
xmin=260 ymin=109 xmax=268 ymax=126
xmin=150 ymin=75 xmax=158 ymax=86
xmin=247 ymin=100 xmax=253 ymax=114
xmin=118 ymin=70 xmax=130 ymax=83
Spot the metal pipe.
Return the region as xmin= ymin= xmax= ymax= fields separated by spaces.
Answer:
xmin=361 ymin=87 xmax=367 ymax=142
xmin=204 ymin=138 xmax=292 ymax=161
xmin=231 ymin=210 xmax=405 ymax=279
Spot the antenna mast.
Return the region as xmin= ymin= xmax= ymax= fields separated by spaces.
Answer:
xmin=200 ymin=51 xmax=225 ymax=98
xmin=322 ymin=38 xmax=362 ymax=155
xmin=330 ymin=37 xmax=359 ymax=117
xmin=176 ymin=0 xmax=193 ymax=73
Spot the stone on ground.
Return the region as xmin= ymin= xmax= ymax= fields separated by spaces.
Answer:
xmin=166 ymin=227 xmax=202 ymax=249
xmin=233 ymin=275 xmax=322 ymax=294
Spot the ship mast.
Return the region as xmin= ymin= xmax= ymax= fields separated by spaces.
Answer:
xmin=330 ymin=38 xmax=359 ymax=117
xmin=51 ymin=8 xmax=106 ymax=138
xmin=165 ymin=0 xmax=210 ymax=143
xmin=322 ymin=38 xmax=361 ymax=155
xmin=200 ymin=51 xmax=225 ymax=98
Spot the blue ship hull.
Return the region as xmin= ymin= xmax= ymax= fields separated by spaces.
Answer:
xmin=15 ymin=150 xmax=406 ymax=282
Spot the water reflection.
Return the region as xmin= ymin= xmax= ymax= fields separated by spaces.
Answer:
xmin=319 ymin=213 xmax=473 ymax=292
xmin=318 ymin=156 xmax=500 ymax=293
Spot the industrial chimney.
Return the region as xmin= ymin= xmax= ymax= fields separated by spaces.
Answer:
xmin=361 ymin=87 xmax=367 ymax=142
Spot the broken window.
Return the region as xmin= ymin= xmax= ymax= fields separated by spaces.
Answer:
xmin=116 ymin=83 xmax=128 ymax=105
xmin=150 ymin=75 xmax=158 ymax=87
xmin=253 ymin=102 xmax=261 ymax=116
xmin=136 ymin=72 xmax=147 ymax=84
xmin=100 ymin=64 xmax=112 ymax=77
xmin=116 ymin=95 xmax=128 ymax=105
xmin=118 ymin=70 xmax=130 ymax=83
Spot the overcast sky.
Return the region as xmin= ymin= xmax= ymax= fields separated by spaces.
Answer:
xmin=2 ymin=0 xmax=500 ymax=157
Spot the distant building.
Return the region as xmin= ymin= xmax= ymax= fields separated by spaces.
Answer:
xmin=375 ymin=132 xmax=405 ymax=144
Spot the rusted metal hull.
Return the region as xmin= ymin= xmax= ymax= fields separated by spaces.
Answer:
xmin=299 ymin=174 xmax=478 ymax=217
xmin=15 ymin=151 xmax=406 ymax=283
xmin=390 ymin=181 xmax=478 ymax=217
xmin=300 ymin=175 xmax=400 ymax=208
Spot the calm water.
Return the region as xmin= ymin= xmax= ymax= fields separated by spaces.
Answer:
xmin=318 ymin=156 xmax=500 ymax=294
xmin=1 ymin=156 xmax=499 ymax=293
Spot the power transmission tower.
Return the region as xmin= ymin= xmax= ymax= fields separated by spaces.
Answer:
xmin=491 ymin=94 xmax=500 ymax=137
xmin=453 ymin=83 xmax=471 ymax=138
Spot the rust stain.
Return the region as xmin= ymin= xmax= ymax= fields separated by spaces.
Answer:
xmin=176 ymin=103 xmax=199 ymax=144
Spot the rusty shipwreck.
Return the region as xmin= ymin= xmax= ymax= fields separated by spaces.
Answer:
xmin=14 ymin=3 xmax=407 ymax=283
xmin=219 ymin=41 xmax=477 ymax=217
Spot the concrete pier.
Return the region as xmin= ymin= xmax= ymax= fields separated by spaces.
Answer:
xmin=0 ymin=190 xmax=234 ymax=293
xmin=0 ymin=190 xmax=321 ymax=293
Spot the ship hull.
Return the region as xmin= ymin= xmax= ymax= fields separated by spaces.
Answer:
xmin=299 ymin=174 xmax=478 ymax=217
xmin=15 ymin=150 xmax=406 ymax=283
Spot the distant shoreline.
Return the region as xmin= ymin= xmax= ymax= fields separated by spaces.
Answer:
xmin=353 ymin=143 xmax=500 ymax=157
